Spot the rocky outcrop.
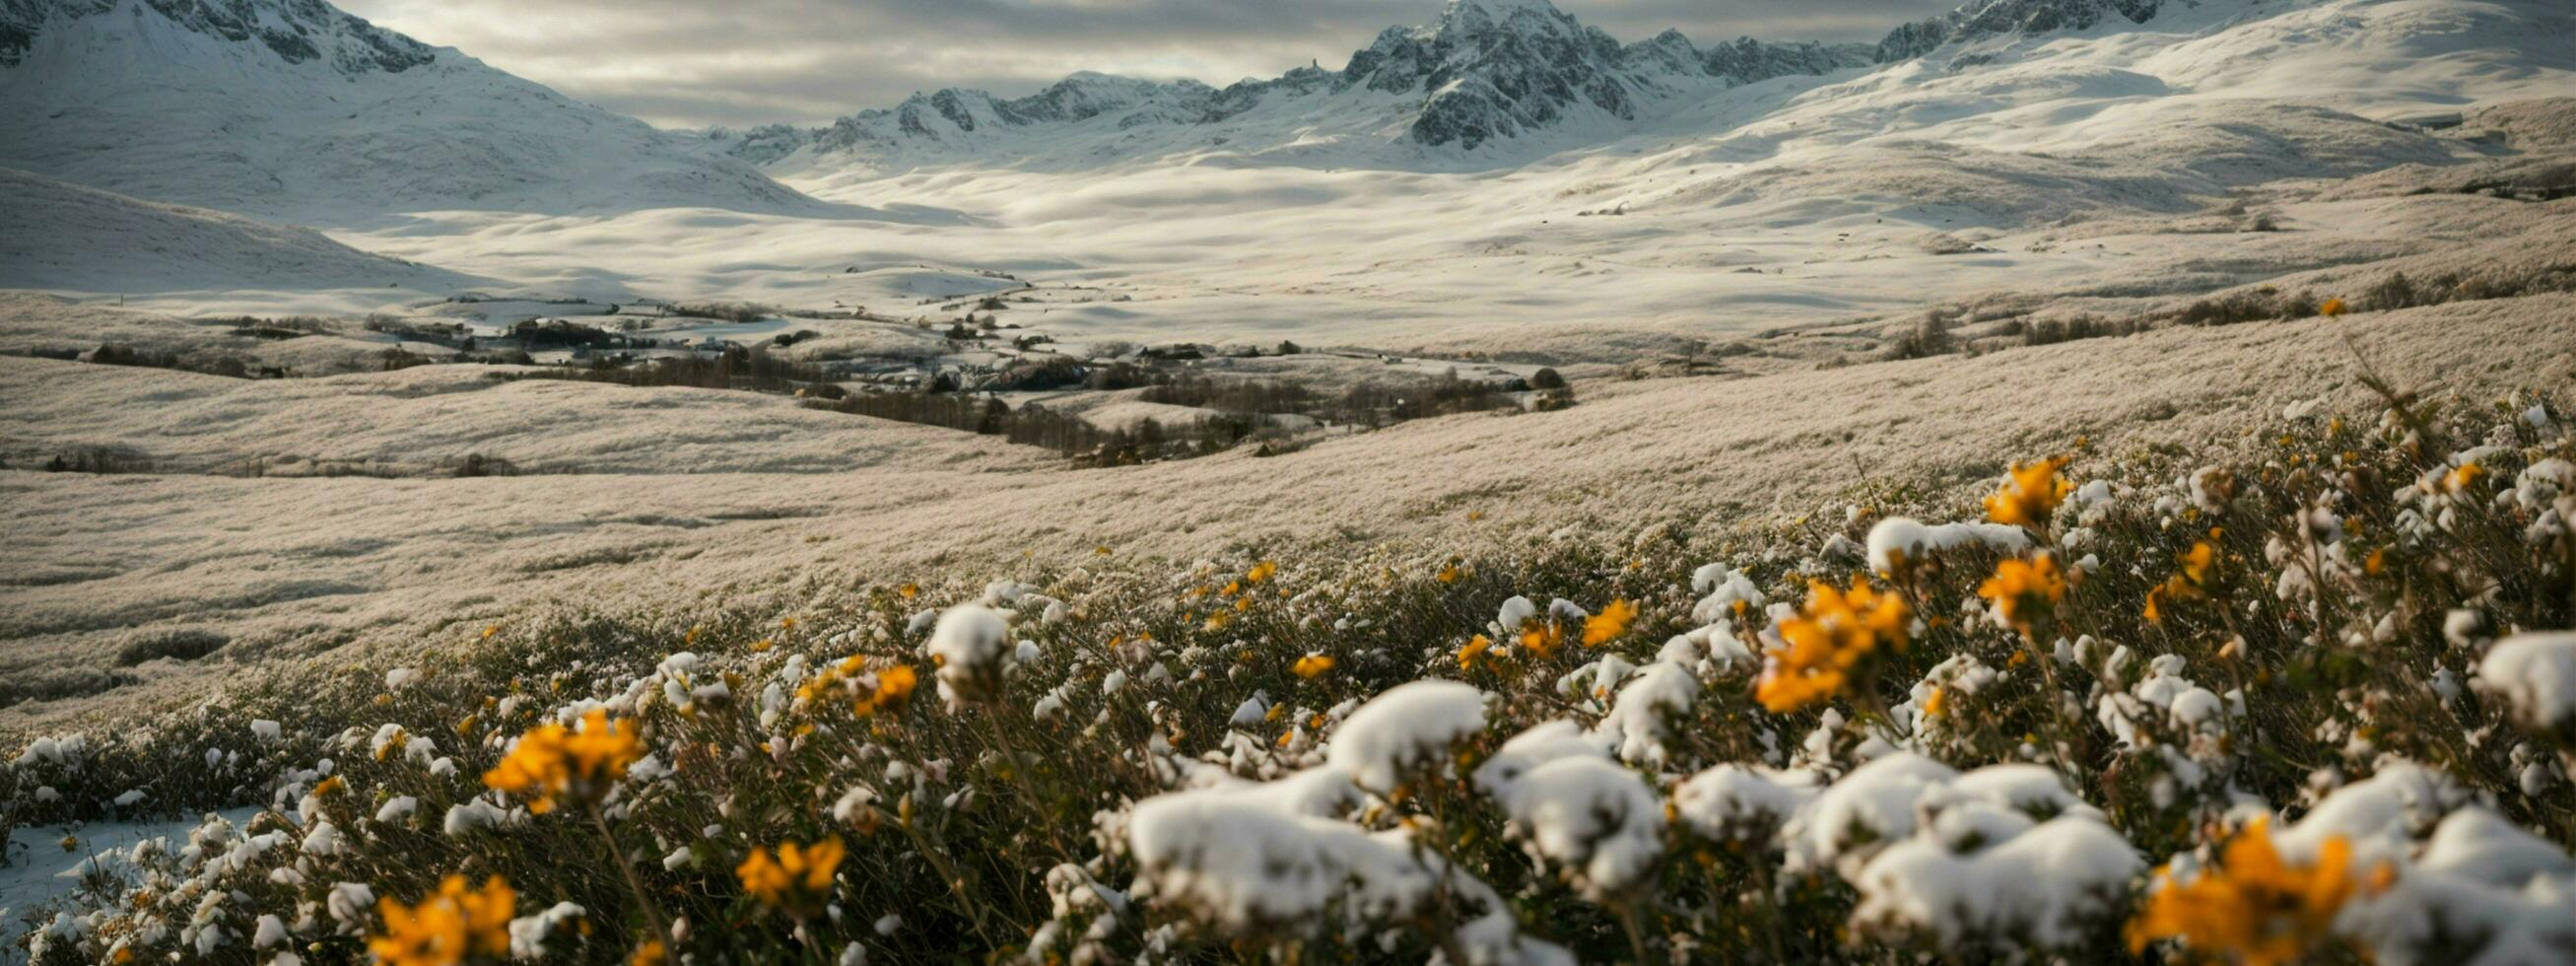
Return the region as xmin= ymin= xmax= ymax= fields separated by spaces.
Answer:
xmin=2 ymin=0 xmax=432 ymax=71
xmin=1876 ymin=0 xmax=2168 ymax=61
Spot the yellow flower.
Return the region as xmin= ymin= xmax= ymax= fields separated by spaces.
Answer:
xmin=1437 ymin=563 xmax=1464 ymax=584
xmin=2145 ymin=539 xmax=2220 ymax=624
xmin=2129 ymin=819 xmax=2380 ymax=966
xmin=1977 ymin=554 xmax=2067 ymax=633
xmin=2318 ymin=297 xmax=2347 ymax=317
xmin=482 ymin=710 xmax=643 ymax=815
xmin=313 ymin=775 xmax=347 ymax=797
xmin=1755 ymin=577 xmax=1910 ymax=714
xmin=1923 ymin=686 xmax=1946 ymax=719
xmin=1457 ymin=634 xmax=1495 ymax=670
xmin=1246 ymin=560 xmax=1279 ymax=585
xmin=1292 ymin=654 xmax=1335 ymax=679
xmin=2181 ymin=538 xmax=2218 ymax=586
xmin=897 ymin=583 xmax=919 ymax=600
xmin=1581 ymin=599 xmax=1638 ymax=647
xmin=1983 ymin=456 xmax=2072 ymax=528
xmin=631 ymin=939 xmax=669 ymax=966
xmin=738 ymin=837 xmax=845 ymax=912
xmin=2444 ymin=462 xmax=2484 ymax=493
xmin=1518 ymin=618 xmax=1565 ymax=659
xmin=369 ymin=874 xmax=515 ymax=966
xmin=854 ymin=664 xmax=918 ymax=717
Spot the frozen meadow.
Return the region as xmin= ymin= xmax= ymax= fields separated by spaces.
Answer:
xmin=4 ymin=0 xmax=2576 ymax=961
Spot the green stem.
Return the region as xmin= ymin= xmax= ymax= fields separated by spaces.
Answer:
xmin=588 ymin=800 xmax=669 ymax=942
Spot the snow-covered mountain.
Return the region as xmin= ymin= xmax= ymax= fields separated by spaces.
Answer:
xmin=0 ymin=0 xmax=829 ymax=224
xmin=1876 ymin=0 xmax=2163 ymax=60
xmin=714 ymin=0 xmax=1876 ymax=170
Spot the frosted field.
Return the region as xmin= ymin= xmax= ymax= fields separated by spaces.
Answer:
xmin=0 ymin=0 xmax=2573 ymax=725
xmin=5 ymin=0 xmax=2576 ymax=961
xmin=1 ymin=0 xmax=2570 ymax=753
xmin=6 ymin=288 xmax=2571 ymax=727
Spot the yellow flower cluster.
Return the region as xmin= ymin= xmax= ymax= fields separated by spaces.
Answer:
xmin=1984 ymin=456 xmax=2071 ymax=528
xmin=1518 ymin=617 xmax=1565 ymax=659
xmin=1580 ymin=598 xmax=1638 ymax=647
xmin=2129 ymin=819 xmax=2381 ymax=966
xmin=857 ymin=664 xmax=917 ymax=716
xmin=1292 ymin=654 xmax=1335 ymax=679
xmin=1457 ymin=634 xmax=1496 ymax=671
xmin=738 ymin=837 xmax=845 ymax=913
xmin=482 ymin=709 xmax=643 ymax=815
xmin=796 ymin=658 xmax=920 ymax=718
xmin=369 ymin=874 xmax=515 ymax=966
xmin=1756 ymin=577 xmax=1910 ymax=714
xmin=2144 ymin=537 xmax=2220 ymax=624
xmin=1976 ymin=554 xmax=2067 ymax=633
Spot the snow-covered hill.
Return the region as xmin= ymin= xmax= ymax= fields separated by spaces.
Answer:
xmin=0 ymin=168 xmax=481 ymax=295
xmin=0 ymin=0 xmax=831 ymax=224
xmin=720 ymin=0 xmax=2572 ymax=178
xmin=714 ymin=0 xmax=1876 ymax=172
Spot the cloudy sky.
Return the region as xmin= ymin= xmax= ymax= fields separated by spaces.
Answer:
xmin=334 ymin=0 xmax=1956 ymax=129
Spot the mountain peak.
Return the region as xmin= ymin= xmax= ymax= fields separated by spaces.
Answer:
xmin=0 ymin=0 xmax=827 ymax=221
xmin=1438 ymin=0 xmax=1577 ymax=34
xmin=720 ymin=0 xmax=1880 ymax=161
xmin=2 ymin=0 xmax=435 ymax=73
xmin=1875 ymin=0 xmax=2165 ymax=60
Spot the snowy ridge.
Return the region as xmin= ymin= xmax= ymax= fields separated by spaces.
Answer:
xmin=0 ymin=0 xmax=432 ymax=72
xmin=0 ymin=0 xmax=832 ymax=223
xmin=713 ymin=0 xmax=1878 ymax=169
xmin=716 ymin=0 xmax=2437 ymax=172
xmin=0 ymin=168 xmax=481 ymax=295
xmin=1877 ymin=0 xmax=2167 ymax=61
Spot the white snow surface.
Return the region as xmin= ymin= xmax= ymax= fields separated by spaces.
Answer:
xmin=1491 ymin=754 xmax=1665 ymax=899
xmin=0 ymin=807 xmax=260 ymax=927
xmin=0 ymin=0 xmax=831 ymax=226
xmin=1322 ymin=679 xmax=1485 ymax=793
xmin=2 ymin=0 xmax=2563 ymax=348
xmin=0 ymin=169 xmax=482 ymax=298
xmin=1852 ymin=816 xmax=2142 ymax=950
xmin=2477 ymin=631 xmax=2576 ymax=731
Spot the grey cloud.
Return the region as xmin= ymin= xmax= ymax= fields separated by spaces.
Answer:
xmin=337 ymin=0 xmax=1958 ymax=128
